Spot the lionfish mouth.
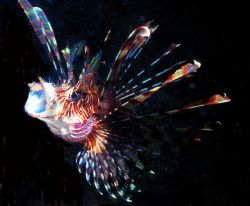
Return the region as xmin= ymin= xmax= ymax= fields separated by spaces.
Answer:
xmin=24 ymin=81 xmax=55 ymax=118
xmin=25 ymin=89 xmax=47 ymax=117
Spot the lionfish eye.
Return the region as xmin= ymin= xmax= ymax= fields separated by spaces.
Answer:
xmin=71 ymin=92 xmax=78 ymax=100
xmin=71 ymin=90 xmax=87 ymax=101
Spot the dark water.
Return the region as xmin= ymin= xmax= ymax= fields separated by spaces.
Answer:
xmin=0 ymin=0 xmax=249 ymax=205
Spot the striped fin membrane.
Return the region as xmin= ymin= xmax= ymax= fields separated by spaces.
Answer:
xmin=18 ymin=0 xmax=65 ymax=80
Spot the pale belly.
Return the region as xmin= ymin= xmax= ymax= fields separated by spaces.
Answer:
xmin=43 ymin=116 xmax=95 ymax=143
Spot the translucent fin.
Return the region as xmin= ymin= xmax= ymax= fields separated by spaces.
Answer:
xmin=70 ymin=40 xmax=86 ymax=64
xmin=99 ymin=23 xmax=156 ymax=116
xmin=62 ymin=46 xmax=75 ymax=84
xmin=18 ymin=0 xmax=65 ymax=79
xmin=76 ymin=124 xmax=139 ymax=202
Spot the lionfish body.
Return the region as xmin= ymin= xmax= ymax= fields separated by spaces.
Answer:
xmin=19 ymin=0 xmax=231 ymax=202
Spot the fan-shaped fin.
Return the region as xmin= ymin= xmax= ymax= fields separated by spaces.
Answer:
xmin=18 ymin=0 xmax=65 ymax=79
xmin=99 ymin=23 xmax=157 ymax=116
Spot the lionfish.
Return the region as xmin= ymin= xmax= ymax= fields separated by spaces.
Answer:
xmin=18 ymin=0 xmax=231 ymax=202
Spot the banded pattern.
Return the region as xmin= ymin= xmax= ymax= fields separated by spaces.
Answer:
xmin=19 ymin=0 xmax=231 ymax=202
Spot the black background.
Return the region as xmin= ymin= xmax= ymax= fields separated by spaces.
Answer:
xmin=0 ymin=0 xmax=249 ymax=205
